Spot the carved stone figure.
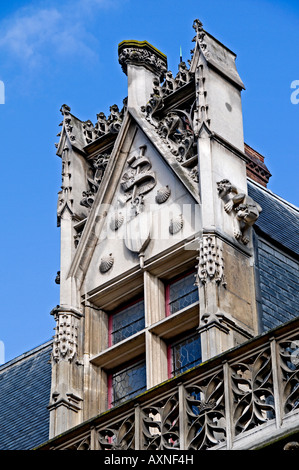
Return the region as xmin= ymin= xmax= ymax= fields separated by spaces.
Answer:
xmin=157 ymin=109 xmax=195 ymax=162
xmin=217 ymin=179 xmax=262 ymax=245
xmin=94 ymin=112 xmax=109 ymax=137
xmin=141 ymin=77 xmax=165 ymax=125
xmin=83 ymin=120 xmax=95 ymax=143
xmin=175 ymin=61 xmax=192 ymax=87
xmin=80 ymin=153 xmax=110 ymax=210
xmin=141 ymin=61 xmax=194 ymax=127
xmin=107 ymin=104 xmax=123 ymax=134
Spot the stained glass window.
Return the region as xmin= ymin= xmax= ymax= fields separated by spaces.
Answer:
xmin=166 ymin=271 xmax=199 ymax=316
xmin=169 ymin=332 xmax=201 ymax=377
xmin=109 ymin=299 xmax=145 ymax=346
xmin=108 ymin=360 xmax=146 ymax=408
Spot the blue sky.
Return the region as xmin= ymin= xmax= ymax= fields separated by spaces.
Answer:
xmin=0 ymin=0 xmax=298 ymax=363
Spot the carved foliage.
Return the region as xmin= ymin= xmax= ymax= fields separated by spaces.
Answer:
xmin=278 ymin=337 xmax=299 ymax=415
xmin=231 ymin=348 xmax=275 ymax=435
xmin=97 ymin=414 xmax=135 ymax=450
xmin=185 ymin=372 xmax=226 ymax=449
xmin=142 ymin=393 xmax=180 ymax=450
xmin=45 ymin=324 xmax=299 ymax=450
xmin=118 ymin=47 xmax=167 ymax=79
xmin=142 ymin=62 xmax=194 ymax=123
xmin=141 ymin=58 xmax=196 ymax=164
xmin=65 ymin=435 xmax=91 ymax=450
xmin=59 ymin=104 xmax=76 ymax=142
xmin=142 ymin=76 xmax=196 ymax=164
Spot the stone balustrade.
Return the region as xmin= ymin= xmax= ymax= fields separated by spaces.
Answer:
xmin=37 ymin=317 xmax=299 ymax=450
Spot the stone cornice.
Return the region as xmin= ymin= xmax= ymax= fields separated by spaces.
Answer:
xmin=118 ymin=40 xmax=167 ymax=79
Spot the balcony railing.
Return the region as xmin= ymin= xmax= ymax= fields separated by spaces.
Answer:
xmin=37 ymin=318 xmax=299 ymax=450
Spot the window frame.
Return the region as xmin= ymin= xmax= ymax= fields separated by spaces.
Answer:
xmin=167 ymin=330 xmax=202 ymax=378
xmin=108 ymin=297 xmax=145 ymax=348
xmin=107 ymin=357 xmax=146 ymax=409
xmin=164 ymin=269 xmax=199 ymax=317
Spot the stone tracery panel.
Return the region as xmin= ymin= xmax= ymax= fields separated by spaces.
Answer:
xmin=230 ymin=347 xmax=275 ymax=435
xmin=142 ymin=392 xmax=180 ymax=450
xmin=278 ymin=335 xmax=299 ymax=416
xmin=185 ymin=371 xmax=226 ymax=449
xmin=97 ymin=414 xmax=135 ymax=450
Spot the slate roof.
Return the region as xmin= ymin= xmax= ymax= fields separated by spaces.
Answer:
xmin=248 ymin=179 xmax=299 ymax=257
xmin=0 ymin=340 xmax=52 ymax=450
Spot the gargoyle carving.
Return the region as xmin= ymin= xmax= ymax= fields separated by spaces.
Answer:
xmin=217 ymin=179 xmax=262 ymax=245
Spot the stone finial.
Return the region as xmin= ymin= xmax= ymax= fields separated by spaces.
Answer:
xmin=118 ymin=40 xmax=167 ymax=81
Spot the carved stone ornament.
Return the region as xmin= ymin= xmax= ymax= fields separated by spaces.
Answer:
xmin=57 ymin=146 xmax=73 ymax=225
xmin=192 ymin=19 xmax=210 ymax=59
xmin=99 ymin=253 xmax=114 ymax=273
xmin=141 ymin=76 xmax=196 ymax=160
xmin=80 ymin=153 xmax=110 ymax=210
xmin=117 ymin=145 xmax=158 ymax=267
xmin=169 ymin=214 xmax=183 ymax=234
xmin=81 ymin=100 xmax=127 ymax=146
xmin=141 ymin=61 xmax=194 ymax=125
xmin=118 ymin=40 xmax=167 ymax=80
xmin=156 ymin=108 xmax=195 ymax=162
xmin=155 ymin=185 xmax=171 ymax=204
xmin=196 ymin=235 xmax=226 ymax=286
xmin=217 ymin=179 xmax=262 ymax=245
xmin=51 ymin=309 xmax=81 ymax=363
xmin=110 ymin=211 xmax=124 ymax=231
xmin=120 ymin=145 xmax=156 ymax=210
xmin=59 ymin=104 xmax=77 ymax=142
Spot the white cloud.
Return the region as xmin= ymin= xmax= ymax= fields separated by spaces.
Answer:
xmin=0 ymin=0 xmax=111 ymax=68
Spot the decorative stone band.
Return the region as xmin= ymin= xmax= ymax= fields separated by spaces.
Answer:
xmin=118 ymin=40 xmax=167 ymax=80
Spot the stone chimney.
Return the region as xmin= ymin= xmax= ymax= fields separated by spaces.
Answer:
xmin=245 ymin=143 xmax=272 ymax=187
xmin=118 ymin=40 xmax=167 ymax=111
